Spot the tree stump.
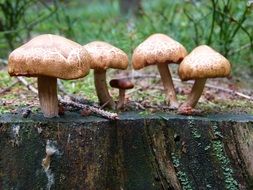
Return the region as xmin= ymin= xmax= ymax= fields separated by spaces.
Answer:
xmin=0 ymin=112 xmax=252 ymax=189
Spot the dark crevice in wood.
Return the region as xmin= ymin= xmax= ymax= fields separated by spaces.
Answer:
xmin=230 ymin=124 xmax=252 ymax=188
xmin=143 ymin=120 xmax=170 ymax=190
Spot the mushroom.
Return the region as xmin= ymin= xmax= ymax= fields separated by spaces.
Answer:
xmin=8 ymin=34 xmax=91 ymax=118
xmin=84 ymin=41 xmax=129 ymax=109
xmin=109 ymin=79 xmax=134 ymax=110
xmin=132 ymin=33 xmax=187 ymax=109
xmin=178 ymin=45 xmax=231 ymax=114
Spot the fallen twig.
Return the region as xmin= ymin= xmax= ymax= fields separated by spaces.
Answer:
xmin=0 ymin=58 xmax=8 ymax=65
xmin=1 ymin=58 xmax=38 ymax=93
xmin=1 ymin=59 xmax=118 ymax=120
xmin=59 ymin=96 xmax=118 ymax=120
xmin=121 ymin=74 xmax=253 ymax=101
xmin=19 ymin=79 xmax=118 ymax=120
xmin=118 ymin=73 xmax=158 ymax=80
xmin=58 ymin=80 xmax=94 ymax=105
xmin=0 ymin=80 xmax=19 ymax=94
xmin=57 ymin=80 xmax=118 ymax=119
xmin=17 ymin=76 xmax=38 ymax=93
xmin=126 ymin=86 xmax=143 ymax=95
xmin=130 ymin=101 xmax=145 ymax=110
xmin=173 ymin=78 xmax=253 ymax=101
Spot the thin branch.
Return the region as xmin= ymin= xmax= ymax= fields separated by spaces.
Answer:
xmin=228 ymin=43 xmax=252 ymax=56
xmin=28 ymin=80 xmax=118 ymax=120
xmin=1 ymin=59 xmax=118 ymax=120
xmin=0 ymin=58 xmax=8 ymax=65
xmin=0 ymin=80 xmax=19 ymax=94
xmin=57 ymin=80 xmax=94 ymax=105
xmin=212 ymin=7 xmax=253 ymax=49
xmin=183 ymin=9 xmax=200 ymax=45
xmin=17 ymin=76 xmax=38 ymax=93
xmin=120 ymin=74 xmax=253 ymax=101
xmin=207 ymin=0 xmax=216 ymax=44
xmin=118 ymin=73 xmax=158 ymax=80
xmin=228 ymin=8 xmax=250 ymax=43
xmin=24 ymin=79 xmax=118 ymax=120
xmin=173 ymin=78 xmax=253 ymax=101
xmin=59 ymin=96 xmax=119 ymax=120
xmin=0 ymin=58 xmax=38 ymax=93
xmin=0 ymin=8 xmax=57 ymax=35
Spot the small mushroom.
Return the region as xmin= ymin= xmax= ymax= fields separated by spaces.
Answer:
xmin=84 ymin=41 xmax=129 ymax=109
xmin=178 ymin=45 xmax=231 ymax=114
xmin=109 ymin=79 xmax=134 ymax=109
xmin=8 ymin=34 xmax=91 ymax=118
xmin=132 ymin=33 xmax=187 ymax=109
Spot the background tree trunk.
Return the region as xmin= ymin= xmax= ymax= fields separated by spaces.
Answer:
xmin=120 ymin=0 xmax=142 ymax=16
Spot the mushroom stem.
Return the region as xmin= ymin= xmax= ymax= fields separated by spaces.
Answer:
xmin=157 ymin=62 xmax=179 ymax=108
xmin=117 ymin=89 xmax=126 ymax=110
xmin=181 ymin=78 xmax=207 ymax=108
xmin=94 ymin=70 xmax=116 ymax=109
xmin=38 ymin=76 xmax=58 ymax=118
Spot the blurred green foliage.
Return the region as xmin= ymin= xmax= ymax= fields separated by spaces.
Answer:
xmin=0 ymin=0 xmax=252 ymax=72
xmin=0 ymin=70 xmax=13 ymax=88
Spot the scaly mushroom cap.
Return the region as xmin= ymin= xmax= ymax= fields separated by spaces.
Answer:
xmin=84 ymin=41 xmax=129 ymax=70
xmin=110 ymin=79 xmax=134 ymax=90
xmin=132 ymin=33 xmax=187 ymax=70
xmin=8 ymin=34 xmax=91 ymax=79
xmin=179 ymin=45 xmax=231 ymax=81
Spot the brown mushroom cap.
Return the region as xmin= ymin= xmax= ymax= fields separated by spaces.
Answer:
xmin=8 ymin=34 xmax=91 ymax=79
xmin=178 ymin=45 xmax=231 ymax=81
xmin=110 ymin=79 xmax=134 ymax=89
xmin=132 ymin=33 xmax=187 ymax=70
xmin=84 ymin=41 xmax=128 ymax=70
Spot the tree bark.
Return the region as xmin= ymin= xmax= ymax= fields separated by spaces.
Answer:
xmin=120 ymin=0 xmax=142 ymax=16
xmin=0 ymin=113 xmax=252 ymax=189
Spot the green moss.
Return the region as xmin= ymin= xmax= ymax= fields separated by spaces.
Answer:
xmin=61 ymin=73 xmax=97 ymax=102
xmin=211 ymin=125 xmax=239 ymax=190
xmin=139 ymin=110 xmax=152 ymax=116
xmin=0 ymin=106 xmax=11 ymax=114
xmin=198 ymin=99 xmax=253 ymax=114
xmin=188 ymin=117 xmax=201 ymax=139
xmin=171 ymin=153 xmax=193 ymax=190
xmin=0 ymin=70 xmax=14 ymax=88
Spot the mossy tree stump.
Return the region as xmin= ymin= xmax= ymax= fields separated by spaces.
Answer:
xmin=0 ymin=112 xmax=253 ymax=189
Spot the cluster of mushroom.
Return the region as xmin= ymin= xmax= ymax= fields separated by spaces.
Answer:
xmin=8 ymin=34 xmax=133 ymax=118
xmin=8 ymin=33 xmax=231 ymax=118
xmin=132 ymin=33 xmax=231 ymax=114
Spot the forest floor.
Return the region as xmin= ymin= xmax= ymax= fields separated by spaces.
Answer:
xmin=0 ymin=63 xmax=252 ymax=117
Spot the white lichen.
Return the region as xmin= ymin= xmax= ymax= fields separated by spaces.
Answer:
xmin=67 ymin=134 xmax=71 ymax=144
xmin=37 ymin=127 xmax=43 ymax=134
xmin=42 ymin=140 xmax=60 ymax=190
xmin=42 ymin=140 xmax=59 ymax=170
xmin=10 ymin=125 xmax=21 ymax=146
xmin=45 ymin=169 xmax=55 ymax=190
